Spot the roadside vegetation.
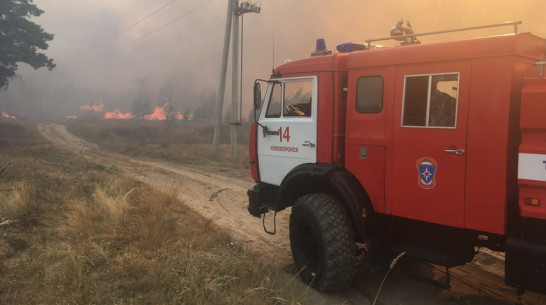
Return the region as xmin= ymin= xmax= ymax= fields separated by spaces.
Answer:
xmin=67 ymin=119 xmax=251 ymax=170
xmin=0 ymin=119 xmax=308 ymax=304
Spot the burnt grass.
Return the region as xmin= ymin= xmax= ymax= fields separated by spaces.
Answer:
xmin=0 ymin=119 xmax=308 ymax=305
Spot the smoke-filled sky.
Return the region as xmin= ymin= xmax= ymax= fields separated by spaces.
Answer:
xmin=1 ymin=0 xmax=546 ymax=120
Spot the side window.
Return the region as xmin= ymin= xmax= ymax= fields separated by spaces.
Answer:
xmin=402 ymin=73 xmax=459 ymax=128
xmin=430 ymin=74 xmax=458 ymax=127
xmin=356 ymin=76 xmax=384 ymax=113
xmin=402 ymin=76 xmax=428 ymax=126
xmin=283 ymin=80 xmax=312 ymax=117
xmin=265 ymin=83 xmax=282 ymax=118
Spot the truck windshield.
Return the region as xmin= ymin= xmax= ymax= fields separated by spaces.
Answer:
xmin=283 ymin=80 xmax=312 ymax=117
xmin=264 ymin=79 xmax=313 ymax=118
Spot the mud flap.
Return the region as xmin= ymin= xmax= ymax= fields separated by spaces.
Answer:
xmin=505 ymin=236 xmax=546 ymax=294
xmin=247 ymin=185 xmax=267 ymax=218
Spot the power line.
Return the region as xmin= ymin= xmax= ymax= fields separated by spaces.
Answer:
xmin=109 ymin=0 xmax=179 ymax=41
xmin=84 ymin=0 xmax=217 ymax=63
xmin=75 ymin=0 xmax=178 ymax=57
xmin=118 ymin=0 xmax=216 ymax=49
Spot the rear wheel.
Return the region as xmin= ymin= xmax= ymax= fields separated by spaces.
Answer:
xmin=289 ymin=193 xmax=356 ymax=291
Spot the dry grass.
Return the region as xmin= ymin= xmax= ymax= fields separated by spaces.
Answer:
xmin=0 ymin=181 xmax=33 ymax=218
xmin=67 ymin=120 xmax=251 ymax=169
xmin=0 ymin=120 xmax=309 ymax=305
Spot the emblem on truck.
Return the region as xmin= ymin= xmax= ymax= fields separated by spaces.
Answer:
xmin=416 ymin=157 xmax=437 ymax=189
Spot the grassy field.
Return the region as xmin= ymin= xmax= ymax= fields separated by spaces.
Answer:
xmin=67 ymin=119 xmax=251 ymax=170
xmin=0 ymin=119 xmax=308 ymax=304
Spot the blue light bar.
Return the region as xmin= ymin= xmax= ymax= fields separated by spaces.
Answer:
xmin=311 ymin=38 xmax=332 ymax=56
xmin=336 ymin=42 xmax=367 ymax=53
xmin=316 ymin=38 xmax=327 ymax=52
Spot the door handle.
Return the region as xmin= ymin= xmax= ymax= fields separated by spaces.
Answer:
xmin=445 ymin=149 xmax=465 ymax=155
xmin=302 ymin=141 xmax=316 ymax=148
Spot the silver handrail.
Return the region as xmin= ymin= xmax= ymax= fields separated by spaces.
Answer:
xmin=535 ymin=61 xmax=546 ymax=77
xmin=366 ymin=20 xmax=522 ymax=48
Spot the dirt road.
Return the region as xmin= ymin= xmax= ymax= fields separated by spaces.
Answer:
xmin=38 ymin=123 xmax=546 ymax=305
xmin=38 ymin=123 xmax=292 ymax=263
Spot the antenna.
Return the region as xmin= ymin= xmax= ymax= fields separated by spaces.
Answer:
xmin=272 ymin=30 xmax=275 ymax=73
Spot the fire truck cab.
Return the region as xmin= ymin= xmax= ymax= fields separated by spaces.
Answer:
xmin=247 ymin=21 xmax=546 ymax=294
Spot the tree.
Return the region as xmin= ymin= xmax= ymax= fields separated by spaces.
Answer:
xmin=0 ymin=0 xmax=55 ymax=89
xmin=193 ymin=92 xmax=216 ymax=121
xmin=163 ymin=98 xmax=177 ymax=123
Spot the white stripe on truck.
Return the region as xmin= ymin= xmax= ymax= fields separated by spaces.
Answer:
xmin=518 ymin=153 xmax=546 ymax=182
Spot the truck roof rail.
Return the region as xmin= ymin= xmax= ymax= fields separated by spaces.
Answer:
xmin=366 ymin=20 xmax=522 ymax=49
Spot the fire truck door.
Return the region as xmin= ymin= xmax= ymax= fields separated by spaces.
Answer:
xmin=257 ymin=77 xmax=318 ymax=186
xmin=392 ymin=63 xmax=470 ymax=228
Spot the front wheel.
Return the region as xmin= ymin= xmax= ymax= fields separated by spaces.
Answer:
xmin=289 ymin=193 xmax=356 ymax=291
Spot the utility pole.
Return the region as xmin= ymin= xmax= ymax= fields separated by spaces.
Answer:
xmin=212 ymin=0 xmax=261 ymax=157
xmin=212 ymin=0 xmax=234 ymax=154
xmin=230 ymin=0 xmax=240 ymax=158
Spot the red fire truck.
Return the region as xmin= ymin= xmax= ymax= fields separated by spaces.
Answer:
xmin=247 ymin=21 xmax=546 ymax=294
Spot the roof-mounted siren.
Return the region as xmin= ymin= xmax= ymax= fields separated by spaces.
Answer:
xmin=391 ymin=19 xmax=421 ymax=46
xmin=336 ymin=42 xmax=367 ymax=53
xmin=311 ymin=38 xmax=332 ymax=56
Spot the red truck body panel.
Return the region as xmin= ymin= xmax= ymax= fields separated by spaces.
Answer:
xmin=345 ymin=34 xmax=545 ymax=235
xmin=519 ymin=78 xmax=546 ymax=219
xmin=249 ymin=121 xmax=260 ymax=181
xmin=345 ymin=66 xmax=396 ymax=214
xmin=273 ymin=33 xmax=546 ymax=235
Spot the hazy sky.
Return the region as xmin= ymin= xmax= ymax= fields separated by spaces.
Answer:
xmin=1 ymin=0 xmax=546 ymax=120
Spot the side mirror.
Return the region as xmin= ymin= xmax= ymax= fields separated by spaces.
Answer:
xmin=253 ymin=82 xmax=262 ymax=110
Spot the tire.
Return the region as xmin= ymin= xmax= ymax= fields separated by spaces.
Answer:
xmin=289 ymin=193 xmax=356 ymax=291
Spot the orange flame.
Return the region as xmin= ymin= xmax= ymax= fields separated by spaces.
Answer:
xmin=71 ymin=103 xmax=195 ymax=120
xmin=144 ymin=106 xmax=167 ymax=120
xmin=1 ymin=111 xmax=16 ymax=119
xmin=80 ymin=103 xmax=105 ymax=112
xmin=143 ymin=103 xmax=188 ymax=120
xmin=104 ymin=110 xmax=135 ymax=119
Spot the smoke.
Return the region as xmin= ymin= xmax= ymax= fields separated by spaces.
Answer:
xmin=1 ymin=0 xmax=545 ymax=121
